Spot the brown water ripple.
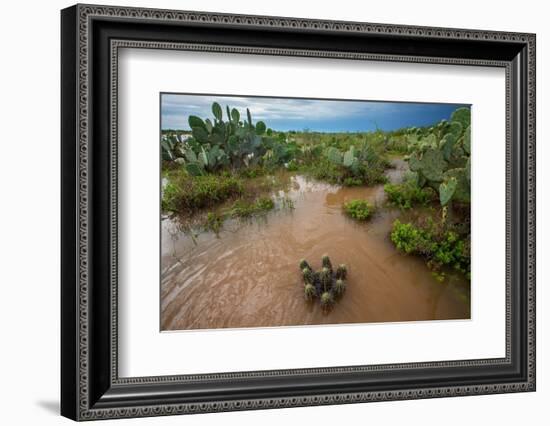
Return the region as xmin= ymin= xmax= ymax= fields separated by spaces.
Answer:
xmin=161 ymin=159 xmax=470 ymax=331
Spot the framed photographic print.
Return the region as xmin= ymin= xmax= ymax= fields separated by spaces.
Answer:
xmin=61 ymin=4 xmax=536 ymax=421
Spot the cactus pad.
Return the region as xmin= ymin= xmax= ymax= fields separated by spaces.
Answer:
xmin=419 ymin=148 xmax=446 ymax=182
xmin=439 ymin=177 xmax=457 ymax=206
xmin=212 ymin=102 xmax=223 ymax=121
xmin=443 ymin=168 xmax=470 ymax=203
xmin=451 ymin=107 xmax=471 ymax=129
xmin=463 ymin=126 xmax=471 ymax=155
xmin=327 ymin=147 xmax=342 ymax=165
xmin=408 ymin=153 xmax=422 ymax=172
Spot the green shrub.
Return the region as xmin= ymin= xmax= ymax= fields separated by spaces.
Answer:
xmin=384 ymin=180 xmax=433 ymax=209
xmin=230 ymin=197 xmax=275 ymax=217
xmin=384 ymin=136 xmax=409 ymax=154
xmin=161 ymin=174 xmax=243 ymax=212
xmin=302 ymin=158 xmax=345 ymax=184
xmin=161 ymin=181 xmax=181 ymax=212
xmin=255 ymin=197 xmax=275 ymax=211
xmin=343 ymin=177 xmax=363 ymax=186
xmin=390 ymin=219 xmax=470 ymax=278
xmin=343 ymin=199 xmax=374 ymax=221
xmin=238 ymin=166 xmax=267 ymax=179
xmin=323 ymin=143 xmax=388 ymax=186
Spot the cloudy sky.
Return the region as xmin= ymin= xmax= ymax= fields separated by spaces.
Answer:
xmin=161 ymin=93 xmax=468 ymax=132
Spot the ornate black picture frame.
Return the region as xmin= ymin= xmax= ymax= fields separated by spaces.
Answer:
xmin=61 ymin=4 xmax=536 ymax=421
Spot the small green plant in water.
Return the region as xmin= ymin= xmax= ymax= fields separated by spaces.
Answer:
xmin=230 ymin=197 xmax=275 ymax=218
xmin=343 ymin=199 xmax=374 ymax=221
xmin=161 ymin=173 xmax=243 ymax=212
xmin=204 ymin=211 xmax=224 ymax=233
xmin=298 ymin=255 xmax=349 ymax=309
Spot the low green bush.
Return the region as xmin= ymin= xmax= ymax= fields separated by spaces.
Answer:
xmin=343 ymin=177 xmax=364 ymax=187
xmin=302 ymin=157 xmax=387 ymax=187
xmin=230 ymin=197 xmax=275 ymax=218
xmin=343 ymin=199 xmax=374 ymax=221
xmin=161 ymin=173 xmax=243 ymax=212
xmin=161 ymin=181 xmax=181 ymax=213
xmin=390 ymin=219 xmax=470 ymax=279
xmin=384 ymin=180 xmax=433 ymax=209
xmin=301 ymin=158 xmax=344 ymax=184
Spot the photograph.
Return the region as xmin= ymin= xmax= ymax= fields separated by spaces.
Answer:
xmin=160 ymin=94 xmax=472 ymax=331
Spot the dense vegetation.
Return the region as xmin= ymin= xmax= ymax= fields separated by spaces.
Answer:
xmin=161 ymin=101 xmax=391 ymax=224
xmin=161 ymin=102 xmax=471 ymax=282
xmin=387 ymin=107 xmax=471 ymax=280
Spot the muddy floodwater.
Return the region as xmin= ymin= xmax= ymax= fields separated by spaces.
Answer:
xmin=161 ymin=158 xmax=470 ymax=331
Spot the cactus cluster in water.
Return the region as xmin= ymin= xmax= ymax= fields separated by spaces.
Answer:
xmin=299 ymin=255 xmax=348 ymax=309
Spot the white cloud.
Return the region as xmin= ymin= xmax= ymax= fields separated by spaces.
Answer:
xmin=161 ymin=93 xmax=395 ymax=129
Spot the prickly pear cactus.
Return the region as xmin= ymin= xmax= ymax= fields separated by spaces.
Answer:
xmin=327 ymin=147 xmax=342 ymax=165
xmin=166 ymin=102 xmax=285 ymax=172
xmin=463 ymin=126 xmax=471 ymax=155
xmin=451 ymin=107 xmax=471 ymax=129
xmin=419 ymin=148 xmax=446 ymax=182
xmin=404 ymin=107 xmax=471 ymax=206
xmin=439 ymin=177 xmax=457 ymax=206
xmin=407 ymin=152 xmax=420 ymax=172
xmin=443 ymin=168 xmax=470 ymax=203
xmin=298 ymin=255 xmax=349 ymax=309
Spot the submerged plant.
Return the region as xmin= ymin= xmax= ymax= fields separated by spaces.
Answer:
xmin=298 ymin=255 xmax=349 ymax=309
xmin=204 ymin=211 xmax=224 ymax=233
xmin=343 ymin=199 xmax=374 ymax=221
